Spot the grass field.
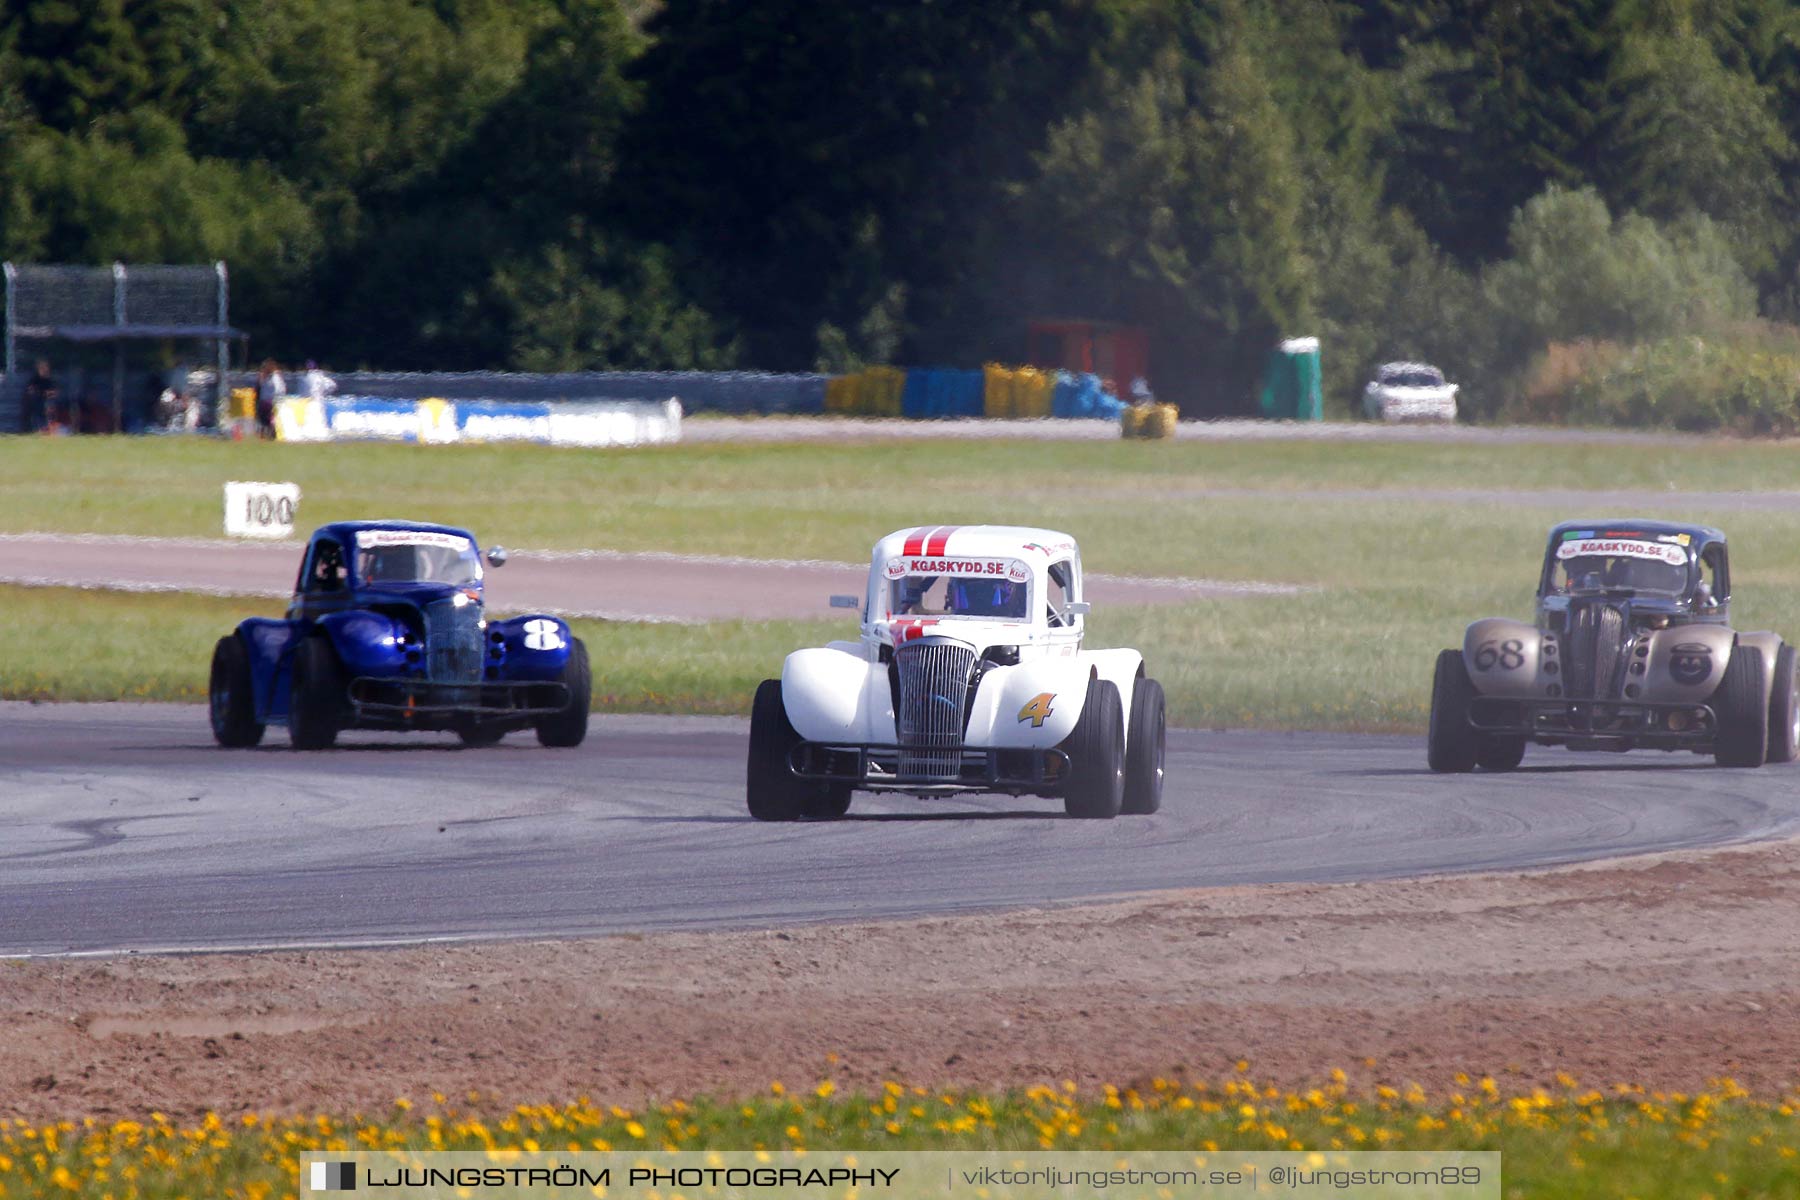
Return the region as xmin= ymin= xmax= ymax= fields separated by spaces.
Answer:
xmin=4 ymin=1077 xmax=1794 ymax=1198
xmin=10 ymin=435 xmax=1800 ymax=730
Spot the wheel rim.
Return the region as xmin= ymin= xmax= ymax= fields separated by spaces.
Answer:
xmin=1788 ymin=672 xmax=1798 ymax=753
xmin=1152 ymin=708 xmax=1165 ymax=787
xmin=210 ymin=660 xmax=229 ymax=732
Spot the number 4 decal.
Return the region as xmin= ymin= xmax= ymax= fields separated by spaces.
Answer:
xmin=1018 ymin=692 xmax=1055 ymax=727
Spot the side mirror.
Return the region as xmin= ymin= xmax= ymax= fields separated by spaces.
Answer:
xmin=486 ymin=546 xmax=508 ymax=568
xmin=829 ymin=594 xmax=860 ymax=609
xmin=1065 ymin=600 xmax=1091 ymax=618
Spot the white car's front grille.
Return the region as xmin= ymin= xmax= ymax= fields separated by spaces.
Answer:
xmin=895 ymin=639 xmax=976 ymax=781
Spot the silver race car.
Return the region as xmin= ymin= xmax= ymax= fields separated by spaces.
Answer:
xmin=1428 ymin=520 xmax=1796 ymax=771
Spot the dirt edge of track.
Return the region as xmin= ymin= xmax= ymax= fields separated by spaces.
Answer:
xmin=3 ymin=833 xmax=1796 ymax=1119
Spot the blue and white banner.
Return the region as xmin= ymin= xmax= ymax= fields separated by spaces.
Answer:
xmin=275 ymin=396 xmax=681 ymax=447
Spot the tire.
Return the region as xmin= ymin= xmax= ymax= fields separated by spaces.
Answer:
xmin=1767 ymin=643 xmax=1798 ymax=764
xmin=535 ymin=638 xmax=590 ymax=748
xmin=1712 ymin=643 xmax=1768 ymax=768
xmin=806 ymin=785 xmax=853 ymax=821
xmin=746 ymin=679 xmax=810 ymax=821
xmin=1476 ymin=736 xmax=1526 ymax=771
xmin=1062 ymin=678 xmax=1125 ymax=819
xmin=458 ymin=724 xmax=506 ymax=747
xmin=288 ymin=637 xmax=345 ymax=750
xmin=1427 ymin=648 xmax=1479 ymax=773
xmin=209 ymin=634 xmax=264 ymax=748
xmin=1121 ymin=677 xmax=1165 ymax=814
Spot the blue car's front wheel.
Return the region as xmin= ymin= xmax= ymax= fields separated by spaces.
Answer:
xmin=535 ymin=638 xmax=590 ymax=748
xmin=209 ymin=634 xmax=265 ymax=748
xmin=289 ymin=637 xmax=346 ymax=750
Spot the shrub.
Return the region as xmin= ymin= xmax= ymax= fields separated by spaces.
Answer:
xmin=1546 ymin=325 xmax=1800 ymax=435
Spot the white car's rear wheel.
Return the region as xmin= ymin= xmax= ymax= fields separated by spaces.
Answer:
xmin=1121 ymin=677 xmax=1165 ymax=815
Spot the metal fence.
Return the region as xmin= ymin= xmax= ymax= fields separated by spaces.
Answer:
xmin=274 ymin=370 xmax=829 ymax=414
xmin=3 ymin=261 xmax=235 ymax=431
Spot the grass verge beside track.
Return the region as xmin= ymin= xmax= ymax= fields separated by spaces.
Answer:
xmin=14 ymin=506 xmax=1800 ymax=731
xmin=5 ymin=1080 xmax=1796 ymax=1198
xmin=9 ymin=434 xmax=1800 ymax=570
xmin=16 ymin=438 xmax=1800 ymax=730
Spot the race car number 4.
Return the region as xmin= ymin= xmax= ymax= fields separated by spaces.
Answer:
xmin=1018 ymin=692 xmax=1055 ymax=727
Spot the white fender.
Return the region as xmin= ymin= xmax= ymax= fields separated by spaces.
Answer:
xmin=964 ymin=657 xmax=1094 ymax=747
xmin=1083 ymin=648 xmax=1144 ymax=730
xmin=780 ymin=646 xmax=895 ymax=744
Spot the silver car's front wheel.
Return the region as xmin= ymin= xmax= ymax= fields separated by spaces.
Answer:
xmin=1767 ymin=643 xmax=1798 ymax=764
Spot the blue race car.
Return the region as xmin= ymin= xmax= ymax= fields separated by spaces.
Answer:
xmin=209 ymin=520 xmax=590 ymax=749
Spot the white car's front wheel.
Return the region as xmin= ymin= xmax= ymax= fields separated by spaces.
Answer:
xmin=1062 ymin=678 xmax=1125 ymax=819
xmin=747 ymin=680 xmax=852 ymax=820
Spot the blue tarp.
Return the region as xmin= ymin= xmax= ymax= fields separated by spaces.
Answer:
xmin=1053 ymin=372 xmax=1126 ymax=419
xmin=901 ymin=368 xmax=985 ymax=418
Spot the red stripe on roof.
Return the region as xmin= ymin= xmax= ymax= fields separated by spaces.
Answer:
xmin=925 ymin=525 xmax=960 ymax=556
xmin=902 ymin=526 xmax=938 ymax=556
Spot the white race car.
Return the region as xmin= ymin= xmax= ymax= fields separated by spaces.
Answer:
xmin=1363 ymin=361 xmax=1459 ymax=422
xmin=746 ymin=525 xmax=1166 ymax=820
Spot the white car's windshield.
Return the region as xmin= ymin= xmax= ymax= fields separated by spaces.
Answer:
xmin=888 ymin=573 xmax=1029 ymax=620
xmin=355 ymin=531 xmax=481 ymax=586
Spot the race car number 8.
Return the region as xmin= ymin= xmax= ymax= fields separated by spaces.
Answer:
xmin=1474 ymin=639 xmax=1525 ymax=671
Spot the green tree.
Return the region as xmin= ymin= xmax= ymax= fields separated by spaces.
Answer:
xmin=492 ymin=223 xmax=736 ymax=371
xmin=1380 ymin=0 xmax=1625 ymax=262
xmin=620 ymin=0 xmax=1106 ymax=369
xmin=1601 ymin=31 xmax=1792 ymax=273
xmin=1482 ymin=184 xmax=1755 ymax=371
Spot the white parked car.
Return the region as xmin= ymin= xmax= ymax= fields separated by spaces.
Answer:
xmin=746 ymin=525 xmax=1166 ymax=820
xmin=1363 ymin=361 xmax=1459 ymax=421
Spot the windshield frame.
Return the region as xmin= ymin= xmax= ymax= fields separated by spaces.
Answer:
xmin=880 ymin=556 xmax=1034 ymax=623
xmin=1541 ymin=535 xmax=1694 ymax=599
xmin=353 ymin=529 xmax=484 ymax=588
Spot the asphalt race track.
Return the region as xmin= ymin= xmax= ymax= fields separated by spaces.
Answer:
xmin=6 ymin=702 xmax=1800 ymax=957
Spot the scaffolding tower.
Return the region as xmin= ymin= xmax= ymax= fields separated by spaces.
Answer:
xmin=3 ymin=261 xmax=241 ymax=431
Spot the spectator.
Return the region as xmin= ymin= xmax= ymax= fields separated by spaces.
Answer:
xmin=255 ymin=359 xmax=287 ymax=439
xmin=77 ymin=389 xmax=115 ymax=434
xmin=20 ymin=360 xmax=57 ymax=433
xmin=302 ymin=359 xmax=337 ymax=404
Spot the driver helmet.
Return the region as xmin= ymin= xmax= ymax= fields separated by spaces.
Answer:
xmin=947 ymin=579 xmax=1019 ymax=617
xmin=364 ymin=545 xmax=415 ymax=581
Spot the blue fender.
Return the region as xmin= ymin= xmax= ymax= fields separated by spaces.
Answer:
xmin=235 ymin=617 xmax=299 ymax=723
xmin=487 ymin=613 xmax=574 ymax=682
xmin=316 ymin=610 xmax=410 ymax=679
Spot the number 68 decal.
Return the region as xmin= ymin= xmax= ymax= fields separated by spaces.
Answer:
xmin=1473 ymin=638 xmax=1526 ymax=671
xmin=1017 ymin=692 xmax=1055 ymax=727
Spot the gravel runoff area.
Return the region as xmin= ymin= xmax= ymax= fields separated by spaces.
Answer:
xmin=3 ymin=835 xmax=1796 ymax=1120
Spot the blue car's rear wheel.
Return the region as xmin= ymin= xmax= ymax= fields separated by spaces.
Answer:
xmin=209 ymin=634 xmax=264 ymax=748
xmin=289 ymin=637 xmax=346 ymax=750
